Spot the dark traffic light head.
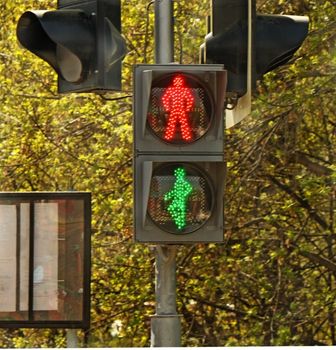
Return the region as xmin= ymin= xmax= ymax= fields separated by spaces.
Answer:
xmin=17 ymin=0 xmax=127 ymax=93
xmin=201 ymin=0 xmax=309 ymax=97
xmin=255 ymin=14 xmax=309 ymax=77
xmin=17 ymin=10 xmax=95 ymax=84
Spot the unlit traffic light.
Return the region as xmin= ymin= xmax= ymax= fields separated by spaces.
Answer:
xmin=17 ymin=0 xmax=127 ymax=93
xmin=200 ymin=0 xmax=309 ymax=127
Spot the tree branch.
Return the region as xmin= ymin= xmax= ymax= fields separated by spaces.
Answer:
xmin=267 ymin=175 xmax=330 ymax=231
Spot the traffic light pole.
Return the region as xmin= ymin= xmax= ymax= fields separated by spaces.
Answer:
xmin=151 ymin=246 xmax=181 ymax=346
xmin=150 ymin=0 xmax=181 ymax=347
xmin=154 ymin=0 xmax=174 ymax=64
xmin=66 ymin=329 xmax=78 ymax=348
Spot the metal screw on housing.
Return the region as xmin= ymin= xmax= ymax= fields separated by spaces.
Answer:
xmin=225 ymin=93 xmax=239 ymax=110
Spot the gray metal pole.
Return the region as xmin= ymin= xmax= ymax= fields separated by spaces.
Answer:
xmin=151 ymin=246 xmax=181 ymax=347
xmin=151 ymin=1 xmax=181 ymax=347
xmin=154 ymin=0 xmax=174 ymax=63
xmin=66 ymin=329 xmax=79 ymax=348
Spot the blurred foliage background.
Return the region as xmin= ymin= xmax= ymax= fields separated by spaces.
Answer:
xmin=0 ymin=0 xmax=335 ymax=346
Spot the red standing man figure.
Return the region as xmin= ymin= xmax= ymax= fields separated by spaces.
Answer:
xmin=161 ymin=74 xmax=194 ymax=141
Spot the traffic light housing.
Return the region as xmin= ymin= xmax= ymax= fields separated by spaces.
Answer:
xmin=133 ymin=64 xmax=227 ymax=243
xmin=200 ymin=0 xmax=309 ymax=127
xmin=17 ymin=0 xmax=127 ymax=93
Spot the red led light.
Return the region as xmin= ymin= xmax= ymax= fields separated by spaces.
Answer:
xmin=161 ymin=75 xmax=194 ymax=141
xmin=147 ymin=73 xmax=214 ymax=145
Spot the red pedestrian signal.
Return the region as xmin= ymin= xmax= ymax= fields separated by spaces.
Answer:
xmin=147 ymin=73 xmax=214 ymax=145
xmin=161 ymin=75 xmax=194 ymax=142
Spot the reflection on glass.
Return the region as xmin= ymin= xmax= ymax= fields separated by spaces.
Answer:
xmin=0 ymin=205 xmax=17 ymax=312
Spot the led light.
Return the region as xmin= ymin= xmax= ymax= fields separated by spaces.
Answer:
xmin=147 ymin=163 xmax=214 ymax=234
xmin=164 ymin=167 xmax=193 ymax=230
xmin=147 ymin=73 xmax=214 ymax=145
xmin=161 ymin=75 xmax=194 ymax=141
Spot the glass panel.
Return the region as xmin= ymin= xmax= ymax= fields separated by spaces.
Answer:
xmin=0 ymin=197 xmax=87 ymax=324
xmin=61 ymin=199 xmax=84 ymax=320
xmin=19 ymin=203 xmax=30 ymax=313
xmin=33 ymin=202 xmax=59 ymax=314
xmin=33 ymin=199 xmax=84 ymax=321
xmin=0 ymin=203 xmax=29 ymax=321
xmin=0 ymin=205 xmax=17 ymax=312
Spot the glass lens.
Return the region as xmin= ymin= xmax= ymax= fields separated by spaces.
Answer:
xmin=147 ymin=163 xmax=214 ymax=234
xmin=147 ymin=73 xmax=214 ymax=144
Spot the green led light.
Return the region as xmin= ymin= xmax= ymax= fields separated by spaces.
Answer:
xmin=164 ymin=167 xmax=193 ymax=230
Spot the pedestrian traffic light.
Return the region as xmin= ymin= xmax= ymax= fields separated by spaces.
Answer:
xmin=200 ymin=0 xmax=309 ymax=127
xmin=133 ymin=64 xmax=227 ymax=243
xmin=16 ymin=0 xmax=127 ymax=93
